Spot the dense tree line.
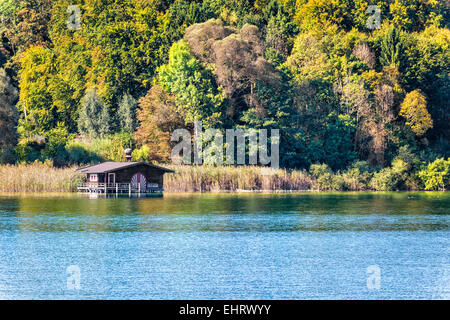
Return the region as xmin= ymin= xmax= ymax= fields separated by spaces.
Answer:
xmin=0 ymin=0 xmax=449 ymax=189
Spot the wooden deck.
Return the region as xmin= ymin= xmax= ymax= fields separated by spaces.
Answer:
xmin=77 ymin=183 xmax=163 ymax=194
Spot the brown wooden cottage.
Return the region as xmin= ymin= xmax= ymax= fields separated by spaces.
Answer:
xmin=76 ymin=152 xmax=174 ymax=194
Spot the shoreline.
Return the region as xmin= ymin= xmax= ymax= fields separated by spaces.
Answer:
xmin=0 ymin=190 xmax=447 ymax=196
xmin=0 ymin=162 xmax=448 ymax=193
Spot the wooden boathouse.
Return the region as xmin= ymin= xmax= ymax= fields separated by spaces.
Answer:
xmin=77 ymin=149 xmax=174 ymax=195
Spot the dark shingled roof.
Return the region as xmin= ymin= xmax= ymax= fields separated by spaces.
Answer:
xmin=77 ymin=161 xmax=174 ymax=174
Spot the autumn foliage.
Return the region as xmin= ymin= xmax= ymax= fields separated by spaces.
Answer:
xmin=134 ymin=85 xmax=184 ymax=162
xmin=399 ymin=90 xmax=433 ymax=136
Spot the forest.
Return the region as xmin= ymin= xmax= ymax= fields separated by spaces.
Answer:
xmin=0 ymin=0 xmax=449 ymax=191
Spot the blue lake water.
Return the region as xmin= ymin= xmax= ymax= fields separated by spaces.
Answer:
xmin=0 ymin=192 xmax=448 ymax=299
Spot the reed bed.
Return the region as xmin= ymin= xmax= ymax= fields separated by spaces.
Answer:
xmin=0 ymin=162 xmax=437 ymax=193
xmin=0 ymin=163 xmax=315 ymax=193
xmin=0 ymin=163 xmax=84 ymax=192
xmin=163 ymin=165 xmax=313 ymax=192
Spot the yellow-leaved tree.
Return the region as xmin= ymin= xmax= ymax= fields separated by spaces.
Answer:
xmin=399 ymin=90 xmax=433 ymax=136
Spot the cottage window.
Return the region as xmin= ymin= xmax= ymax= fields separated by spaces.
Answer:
xmin=89 ymin=174 xmax=98 ymax=182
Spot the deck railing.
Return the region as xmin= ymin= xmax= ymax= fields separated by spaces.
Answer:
xmin=77 ymin=182 xmax=162 ymax=194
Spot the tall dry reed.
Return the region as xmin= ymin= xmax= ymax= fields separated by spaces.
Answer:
xmin=0 ymin=162 xmax=84 ymax=192
xmin=0 ymin=163 xmax=314 ymax=193
xmin=163 ymin=165 xmax=313 ymax=192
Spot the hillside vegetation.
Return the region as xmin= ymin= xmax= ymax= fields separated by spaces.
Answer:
xmin=0 ymin=0 xmax=449 ymax=191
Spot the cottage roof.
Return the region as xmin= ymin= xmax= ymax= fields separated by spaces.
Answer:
xmin=77 ymin=161 xmax=174 ymax=174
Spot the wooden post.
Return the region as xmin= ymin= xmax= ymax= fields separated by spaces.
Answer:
xmin=116 ymin=183 xmax=118 ymax=197
xmin=129 ymin=183 xmax=131 ymax=197
xmin=138 ymin=182 xmax=141 ymax=194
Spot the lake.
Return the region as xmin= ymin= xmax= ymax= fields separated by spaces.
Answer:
xmin=0 ymin=192 xmax=448 ymax=299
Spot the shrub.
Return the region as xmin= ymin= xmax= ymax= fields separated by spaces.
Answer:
xmin=342 ymin=161 xmax=372 ymax=191
xmin=65 ymin=140 xmax=102 ymax=165
xmin=370 ymin=159 xmax=409 ymax=191
xmin=15 ymin=138 xmax=44 ymax=162
xmin=91 ymin=132 xmax=133 ymax=161
xmin=418 ymin=158 xmax=450 ymax=191
xmin=309 ymin=163 xmax=332 ymax=177
xmin=0 ymin=147 xmax=16 ymax=164
xmin=394 ymin=146 xmax=422 ymax=190
xmin=132 ymin=145 xmax=151 ymax=162
xmin=41 ymin=124 xmax=73 ymax=166
xmin=370 ymin=167 xmax=397 ymax=191
xmin=309 ymin=163 xmax=334 ymax=190
xmin=70 ymin=132 xmax=133 ymax=163
xmin=396 ymin=145 xmax=419 ymax=167
xmin=331 ymin=174 xmax=346 ymax=191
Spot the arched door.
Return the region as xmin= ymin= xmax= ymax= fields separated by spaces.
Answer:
xmin=131 ymin=173 xmax=147 ymax=191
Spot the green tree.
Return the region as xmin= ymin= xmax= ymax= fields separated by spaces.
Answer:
xmin=77 ymin=89 xmax=110 ymax=138
xmin=0 ymin=0 xmax=52 ymax=69
xmin=49 ymin=0 xmax=175 ymax=117
xmin=41 ymin=122 xmax=71 ymax=165
xmin=0 ymin=67 xmax=18 ymax=161
xmin=322 ymin=113 xmax=357 ymax=170
xmin=388 ymin=0 xmax=446 ymax=31
xmin=294 ymin=0 xmax=353 ymax=32
xmin=16 ymin=45 xmax=78 ymax=134
xmin=17 ymin=46 xmax=57 ymax=135
xmin=117 ymin=93 xmax=138 ymax=133
xmin=379 ymin=25 xmax=405 ymax=67
xmin=264 ymin=2 xmax=298 ymax=65
xmin=164 ymin=0 xmax=216 ymax=44
xmin=286 ymin=25 xmax=344 ymax=83
xmin=158 ymin=40 xmax=225 ymax=127
xmin=239 ymin=76 xmax=307 ymax=168
xmin=401 ymin=26 xmax=449 ymax=145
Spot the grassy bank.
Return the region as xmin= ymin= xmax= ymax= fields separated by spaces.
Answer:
xmin=0 ymin=159 xmax=448 ymax=193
